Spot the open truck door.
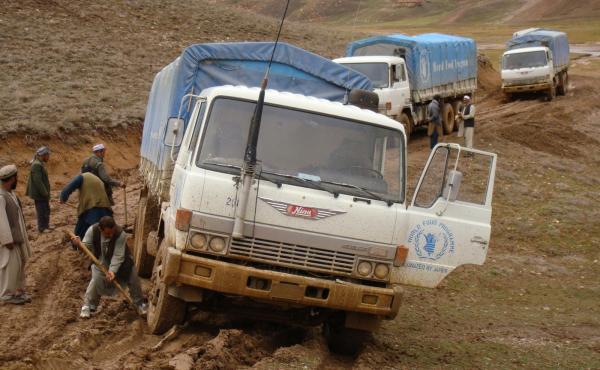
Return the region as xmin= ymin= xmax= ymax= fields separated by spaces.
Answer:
xmin=397 ymin=144 xmax=497 ymax=288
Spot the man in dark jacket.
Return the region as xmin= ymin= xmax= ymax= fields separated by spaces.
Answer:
xmin=81 ymin=144 xmax=124 ymax=205
xmin=73 ymin=216 xmax=146 ymax=318
xmin=26 ymin=146 xmax=51 ymax=233
xmin=427 ymin=95 xmax=444 ymax=150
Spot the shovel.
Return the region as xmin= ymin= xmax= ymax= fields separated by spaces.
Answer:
xmin=122 ymin=181 xmax=133 ymax=233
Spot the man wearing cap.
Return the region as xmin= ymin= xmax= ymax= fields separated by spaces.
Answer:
xmin=0 ymin=165 xmax=32 ymax=304
xmin=457 ymin=95 xmax=476 ymax=149
xmin=60 ymin=171 xmax=113 ymax=241
xmin=26 ymin=146 xmax=52 ymax=233
xmin=81 ymin=144 xmax=124 ymax=205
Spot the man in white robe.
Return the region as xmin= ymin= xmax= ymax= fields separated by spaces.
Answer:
xmin=0 ymin=164 xmax=32 ymax=304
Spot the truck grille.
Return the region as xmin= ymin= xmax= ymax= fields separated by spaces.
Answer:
xmin=229 ymin=237 xmax=356 ymax=275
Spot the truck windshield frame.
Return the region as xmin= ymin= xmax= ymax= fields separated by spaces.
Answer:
xmin=341 ymin=62 xmax=390 ymax=88
xmin=195 ymin=96 xmax=405 ymax=204
xmin=503 ymin=50 xmax=548 ymax=70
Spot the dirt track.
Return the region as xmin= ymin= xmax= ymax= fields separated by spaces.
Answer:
xmin=1 ymin=1 xmax=600 ymax=369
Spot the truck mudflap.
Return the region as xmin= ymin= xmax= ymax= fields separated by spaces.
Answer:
xmin=162 ymin=247 xmax=402 ymax=319
xmin=502 ymin=81 xmax=551 ymax=93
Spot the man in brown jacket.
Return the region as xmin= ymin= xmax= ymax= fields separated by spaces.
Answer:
xmin=26 ymin=146 xmax=52 ymax=233
xmin=0 ymin=165 xmax=32 ymax=305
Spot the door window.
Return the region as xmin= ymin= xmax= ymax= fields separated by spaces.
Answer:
xmin=413 ymin=145 xmax=495 ymax=208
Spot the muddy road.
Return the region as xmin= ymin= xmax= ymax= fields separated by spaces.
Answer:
xmin=1 ymin=1 xmax=600 ymax=369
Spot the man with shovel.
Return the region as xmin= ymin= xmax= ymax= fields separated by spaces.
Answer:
xmin=73 ymin=216 xmax=147 ymax=318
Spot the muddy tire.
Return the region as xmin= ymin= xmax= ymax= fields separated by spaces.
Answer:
xmin=442 ymin=102 xmax=455 ymax=134
xmin=323 ymin=321 xmax=370 ymax=356
xmin=562 ymin=72 xmax=569 ymax=95
xmin=399 ymin=112 xmax=412 ymax=140
xmin=147 ymin=244 xmax=186 ymax=334
xmin=546 ymin=84 xmax=556 ymax=101
xmin=557 ymin=72 xmax=566 ymax=96
xmin=133 ymin=191 xmax=158 ymax=278
xmin=452 ymin=101 xmax=463 ymax=132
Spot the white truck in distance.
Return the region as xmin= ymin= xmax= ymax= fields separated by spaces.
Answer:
xmin=135 ymin=42 xmax=498 ymax=355
xmin=334 ymin=33 xmax=478 ymax=138
xmin=501 ymin=29 xmax=570 ymax=100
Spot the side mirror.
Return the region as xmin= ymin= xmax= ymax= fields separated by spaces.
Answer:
xmin=442 ymin=169 xmax=462 ymax=202
xmin=165 ymin=118 xmax=184 ymax=146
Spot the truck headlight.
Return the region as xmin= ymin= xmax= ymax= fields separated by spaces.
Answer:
xmin=357 ymin=261 xmax=373 ymax=276
xmin=190 ymin=233 xmax=207 ymax=250
xmin=374 ymin=263 xmax=390 ymax=279
xmin=209 ymin=236 xmax=226 ymax=253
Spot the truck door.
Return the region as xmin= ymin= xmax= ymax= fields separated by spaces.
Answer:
xmin=392 ymin=62 xmax=411 ymax=110
xmin=396 ymin=144 xmax=497 ymax=288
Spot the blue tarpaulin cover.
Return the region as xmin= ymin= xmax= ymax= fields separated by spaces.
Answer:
xmin=141 ymin=42 xmax=373 ymax=171
xmin=345 ymin=33 xmax=477 ymax=91
xmin=507 ymin=29 xmax=569 ymax=69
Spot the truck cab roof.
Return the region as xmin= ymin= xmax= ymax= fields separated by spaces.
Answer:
xmin=200 ymin=85 xmax=406 ymax=135
xmin=334 ymin=56 xmax=406 ymax=65
xmin=503 ymin=46 xmax=548 ymax=55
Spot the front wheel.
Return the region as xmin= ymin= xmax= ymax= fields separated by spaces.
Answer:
xmin=147 ymin=245 xmax=187 ymax=334
xmin=399 ymin=113 xmax=412 ymax=140
xmin=546 ymin=84 xmax=556 ymax=101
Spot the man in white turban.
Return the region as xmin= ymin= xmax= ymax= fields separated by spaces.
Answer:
xmin=0 ymin=165 xmax=32 ymax=304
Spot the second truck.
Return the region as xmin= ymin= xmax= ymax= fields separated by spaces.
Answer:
xmin=334 ymin=33 xmax=478 ymax=138
xmin=501 ymin=29 xmax=570 ymax=101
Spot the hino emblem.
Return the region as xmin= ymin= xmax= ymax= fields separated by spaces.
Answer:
xmin=259 ymin=197 xmax=346 ymax=220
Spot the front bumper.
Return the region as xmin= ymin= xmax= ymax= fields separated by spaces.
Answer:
xmin=162 ymin=247 xmax=402 ymax=319
xmin=502 ymin=81 xmax=551 ymax=93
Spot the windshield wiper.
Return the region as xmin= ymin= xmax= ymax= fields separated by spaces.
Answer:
xmin=319 ymin=179 xmax=394 ymax=206
xmin=261 ymin=171 xmax=338 ymax=198
xmin=202 ymin=161 xmax=241 ymax=171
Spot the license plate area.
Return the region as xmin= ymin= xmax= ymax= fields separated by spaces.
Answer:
xmin=271 ymin=282 xmax=304 ymax=301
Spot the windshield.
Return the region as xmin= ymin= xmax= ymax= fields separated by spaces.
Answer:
xmin=503 ymin=50 xmax=548 ymax=69
xmin=196 ymin=97 xmax=404 ymax=203
xmin=342 ymin=63 xmax=390 ymax=88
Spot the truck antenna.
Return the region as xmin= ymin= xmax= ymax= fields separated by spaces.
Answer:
xmin=344 ymin=0 xmax=363 ymax=104
xmin=233 ymin=0 xmax=291 ymax=238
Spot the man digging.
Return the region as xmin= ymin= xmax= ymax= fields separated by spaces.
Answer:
xmin=73 ymin=216 xmax=147 ymax=318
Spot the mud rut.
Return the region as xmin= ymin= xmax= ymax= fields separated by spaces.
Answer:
xmin=1 ymin=65 xmax=599 ymax=368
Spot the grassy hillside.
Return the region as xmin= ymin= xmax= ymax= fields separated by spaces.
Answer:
xmin=0 ymin=0 xmax=353 ymax=135
xmin=225 ymin=0 xmax=600 ymax=44
xmin=226 ymin=0 xmax=600 ymax=24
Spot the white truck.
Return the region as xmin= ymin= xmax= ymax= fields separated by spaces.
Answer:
xmin=501 ymin=29 xmax=570 ymax=100
xmin=135 ymin=42 xmax=498 ymax=354
xmin=334 ymin=33 xmax=478 ymax=138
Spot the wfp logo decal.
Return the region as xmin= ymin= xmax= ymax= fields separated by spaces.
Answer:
xmin=408 ymin=220 xmax=455 ymax=260
xmin=419 ymin=51 xmax=430 ymax=82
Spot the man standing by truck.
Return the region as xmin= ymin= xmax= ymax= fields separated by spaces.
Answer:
xmin=26 ymin=146 xmax=52 ymax=233
xmin=81 ymin=144 xmax=124 ymax=205
xmin=427 ymin=95 xmax=444 ymax=149
xmin=458 ymin=95 xmax=476 ymax=149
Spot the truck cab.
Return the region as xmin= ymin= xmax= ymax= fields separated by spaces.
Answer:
xmin=333 ymin=56 xmax=411 ymax=121
xmin=501 ymin=46 xmax=554 ymax=94
xmin=143 ymin=84 xmax=498 ymax=354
